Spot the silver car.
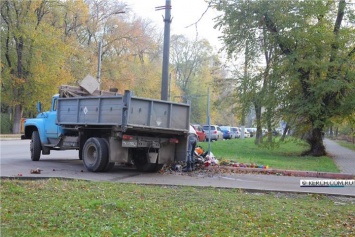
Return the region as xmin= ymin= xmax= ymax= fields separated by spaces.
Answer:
xmin=231 ymin=127 xmax=241 ymax=138
xmin=202 ymin=125 xmax=223 ymax=141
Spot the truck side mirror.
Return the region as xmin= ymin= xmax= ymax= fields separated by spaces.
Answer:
xmin=37 ymin=101 xmax=42 ymax=113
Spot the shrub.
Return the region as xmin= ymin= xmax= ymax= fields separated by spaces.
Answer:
xmin=1 ymin=113 xmax=12 ymax=134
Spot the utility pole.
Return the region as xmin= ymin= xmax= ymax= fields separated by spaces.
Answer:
xmin=97 ymin=41 xmax=102 ymax=90
xmin=156 ymin=0 xmax=172 ymax=101
xmin=240 ymin=40 xmax=249 ymax=139
xmin=207 ymin=87 xmax=211 ymax=155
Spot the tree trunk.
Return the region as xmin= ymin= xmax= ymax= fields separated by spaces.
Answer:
xmin=280 ymin=123 xmax=289 ymax=141
xmin=266 ymin=115 xmax=272 ymax=144
xmin=254 ymin=101 xmax=262 ymax=145
xmin=329 ymin=126 xmax=333 ymax=139
xmin=12 ymin=104 xmax=23 ymax=134
xmin=303 ymin=127 xmax=326 ymax=156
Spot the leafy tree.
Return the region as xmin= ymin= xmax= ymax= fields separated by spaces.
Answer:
xmin=212 ymin=0 xmax=355 ymax=156
xmin=1 ymin=0 xmax=78 ymax=133
xmin=170 ymin=35 xmax=221 ymax=124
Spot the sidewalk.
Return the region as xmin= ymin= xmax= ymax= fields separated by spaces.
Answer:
xmin=323 ymin=138 xmax=355 ymax=175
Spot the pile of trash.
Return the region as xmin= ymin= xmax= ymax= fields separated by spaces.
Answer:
xmin=165 ymin=146 xmax=219 ymax=173
xmin=165 ymin=146 xmax=269 ymax=173
xmin=193 ymin=146 xmax=219 ymax=167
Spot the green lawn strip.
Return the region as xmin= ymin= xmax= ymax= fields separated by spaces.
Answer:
xmin=199 ymin=138 xmax=339 ymax=172
xmin=1 ymin=179 xmax=354 ymax=237
xmin=335 ymin=140 xmax=355 ymax=152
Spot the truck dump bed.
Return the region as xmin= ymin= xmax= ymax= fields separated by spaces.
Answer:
xmin=57 ymin=90 xmax=190 ymax=133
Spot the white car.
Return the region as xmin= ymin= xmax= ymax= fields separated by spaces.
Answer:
xmin=231 ymin=127 xmax=241 ymax=138
xmin=202 ymin=125 xmax=223 ymax=141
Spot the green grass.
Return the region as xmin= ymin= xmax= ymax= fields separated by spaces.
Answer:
xmin=336 ymin=140 xmax=355 ymax=151
xmin=199 ymin=138 xmax=339 ymax=172
xmin=1 ymin=179 xmax=354 ymax=237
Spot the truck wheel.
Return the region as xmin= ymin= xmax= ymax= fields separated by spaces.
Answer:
xmin=132 ymin=149 xmax=159 ymax=172
xmin=30 ymin=131 xmax=41 ymax=161
xmin=82 ymin=137 xmax=108 ymax=172
xmin=101 ymin=138 xmax=115 ymax=172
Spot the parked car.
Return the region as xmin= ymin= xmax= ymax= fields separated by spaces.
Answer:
xmin=202 ymin=125 xmax=223 ymax=141
xmin=231 ymin=127 xmax=241 ymax=138
xmin=220 ymin=126 xmax=233 ymax=139
xmin=244 ymin=130 xmax=251 ymax=138
xmin=191 ymin=124 xmax=206 ymax=142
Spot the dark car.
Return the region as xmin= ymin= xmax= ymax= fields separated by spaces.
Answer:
xmin=246 ymin=128 xmax=256 ymax=137
xmin=220 ymin=126 xmax=233 ymax=139
xmin=191 ymin=124 xmax=206 ymax=142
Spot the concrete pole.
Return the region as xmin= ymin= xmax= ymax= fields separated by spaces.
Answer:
xmin=97 ymin=41 xmax=102 ymax=90
xmin=207 ymin=87 xmax=211 ymax=155
xmin=161 ymin=0 xmax=171 ymax=101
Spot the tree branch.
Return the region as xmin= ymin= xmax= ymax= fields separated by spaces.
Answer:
xmin=263 ymin=13 xmax=291 ymax=55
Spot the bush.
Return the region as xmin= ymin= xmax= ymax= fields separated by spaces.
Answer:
xmin=1 ymin=113 xmax=12 ymax=134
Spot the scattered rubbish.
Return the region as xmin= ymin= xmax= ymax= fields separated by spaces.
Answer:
xmin=30 ymin=168 xmax=41 ymax=174
xmin=172 ymin=164 xmax=182 ymax=172
xmin=164 ymin=146 xmax=269 ymax=175
xmin=219 ymin=159 xmax=268 ymax=169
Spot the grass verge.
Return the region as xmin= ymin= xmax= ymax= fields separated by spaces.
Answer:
xmin=1 ymin=179 xmax=354 ymax=237
xmin=198 ymin=138 xmax=339 ymax=172
xmin=335 ymin=140 xmax=355 ymax=151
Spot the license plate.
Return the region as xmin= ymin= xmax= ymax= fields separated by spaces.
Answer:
xmin=122 ymin=140 xmax=137 ymax=147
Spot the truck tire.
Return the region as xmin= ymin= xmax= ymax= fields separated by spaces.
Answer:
xmin=101 ymin=138 xmax=115 ymax=172
xmin=132 ymin=149 xmax=162 ymax=172
xmin=82 ymin=137 xmax=108 ymax=172
xmin=30 ymin=131 xmax=41 ymax=161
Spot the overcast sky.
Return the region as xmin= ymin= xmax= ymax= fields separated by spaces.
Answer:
xmin=125 ymin=0 xmax=222 ymax=49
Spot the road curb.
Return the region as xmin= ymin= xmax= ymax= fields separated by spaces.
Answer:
xmin=0 ymin=134 xmax=22 ymax=140
xmin=205 ymin=166 xmax=355 ymax=179
xmin=2 ymin=176 xmax=354 ymax=198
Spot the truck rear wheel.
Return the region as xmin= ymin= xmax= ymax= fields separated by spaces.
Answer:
xmin=30 ymin=131 xmax=41 ymax=161
xmin=132 ymin=149 xmax=162 ymax=172
xmin=101 ymin=138 xmax=115 ymax=172
xmin=82 ymin=137 xmax=108 ymax=172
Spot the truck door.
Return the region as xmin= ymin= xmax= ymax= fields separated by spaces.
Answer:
xmin=45 ymin=97 xmax=60 ymax=138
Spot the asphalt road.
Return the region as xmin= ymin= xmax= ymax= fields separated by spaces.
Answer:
xmin=1 ymin=139 xmax=354 ymax=197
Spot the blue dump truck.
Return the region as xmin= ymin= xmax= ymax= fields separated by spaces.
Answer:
xmin=22 ymin=83 xmax=190 ymax=172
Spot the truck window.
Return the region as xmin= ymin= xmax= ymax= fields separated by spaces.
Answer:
xmin=53 ymin=99 xmax=57 ymax=111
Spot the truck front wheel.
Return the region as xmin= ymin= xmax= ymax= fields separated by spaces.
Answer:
xmin=30 ymin=131 xmax=41 ymax=161
xmin=82 ymin=137 xmax=108 ymax=172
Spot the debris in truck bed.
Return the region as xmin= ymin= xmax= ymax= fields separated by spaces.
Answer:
xmin=59 ymin=85 xmax=121 ymax=98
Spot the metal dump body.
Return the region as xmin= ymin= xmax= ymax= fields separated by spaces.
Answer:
xmin=57 ymin=90 xmax=190 ymax=133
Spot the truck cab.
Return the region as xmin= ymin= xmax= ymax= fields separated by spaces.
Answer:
xmin=23 ymin=95 xmax=63 ymax=140
xmin=22 ymin=95 xmax=67 ymax=160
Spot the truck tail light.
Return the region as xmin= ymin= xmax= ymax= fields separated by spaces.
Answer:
xmin=169 ymin=138 xmax=179 ymax=144
xmin=122 ymin=135 xmax=134 ymax=140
